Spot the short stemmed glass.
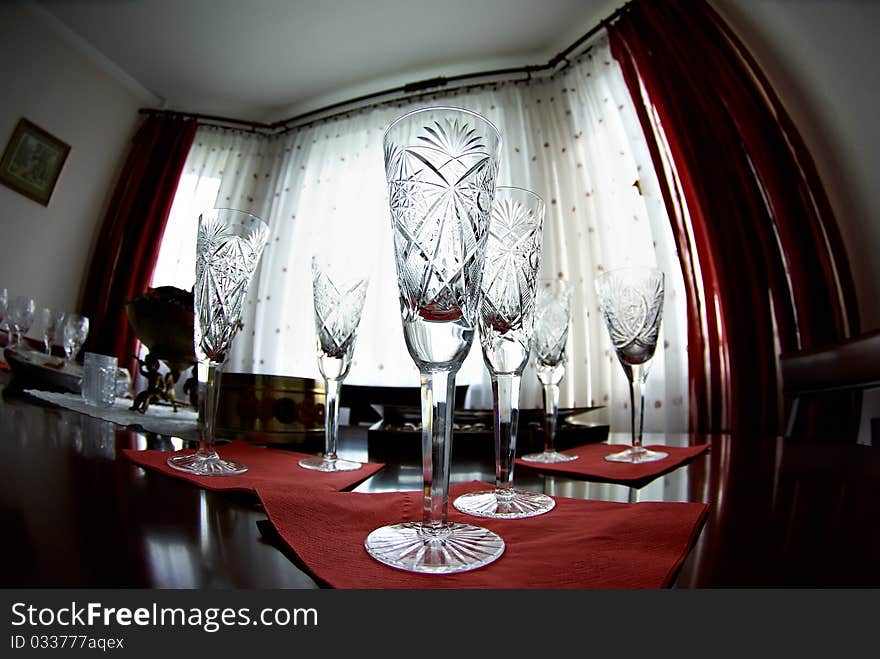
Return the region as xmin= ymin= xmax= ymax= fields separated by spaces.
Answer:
xmin=453 ymin=186 xmax=555 ymax=518
xmin=167 ymin=208 xmax=269 ymax=476
xmin=521 ymin=279 xmax=579 ymax=463
xmin=299 ymin=255 xmax=369 ymax=473
xmin=9 ymin=296 xmax=35 ymax=347
xmin=595 ymin=267 xmax=667 ymax=463
xmin=364 ymin=106 xmax=505 ymax=574
xmin=40 ymin=308 xmax=65 ymax=355
xmin=61 ymin=314 xmax=89 ymax=363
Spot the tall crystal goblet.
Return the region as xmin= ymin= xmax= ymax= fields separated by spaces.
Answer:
xmin=364 ymin=106 xmax=504 ymax=574
xmin=595 ymin=267 xmax=667 ymax=463
xmin=299 ymin=254 xmax=369 ymax=472
xmin=167 ymin=208 xmax=269 ymax=476
xmin=453 ymin=186 xmax=554 ymax=518
xmin=521 ymin=279 xmax=578 ymax=463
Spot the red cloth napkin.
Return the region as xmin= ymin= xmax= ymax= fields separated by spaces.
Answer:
xmin=123 ymin=440 xmax=384 ymax=493
xmin=516 ymin=442 xmax=710 ymax=487
xmin=256 ymin=480 xmax=708 ymax=589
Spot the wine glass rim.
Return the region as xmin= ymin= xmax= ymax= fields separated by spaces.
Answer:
xmin=382 ymin=105 xmax=501 ymax=143
xmin=201 ymin=207 xmax=267 ymax=227
xmin=495 ymin=185 xmax=546 ymax=205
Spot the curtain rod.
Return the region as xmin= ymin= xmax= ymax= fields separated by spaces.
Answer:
xmin=138 ymin=1 xmax=630 ymax=134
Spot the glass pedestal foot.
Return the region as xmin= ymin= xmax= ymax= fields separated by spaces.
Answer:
xmin=604 ymin=446 xmax=668 ymax=463
xmin=364 ymin=521 xmax=504 ymax=574
xmin=298 ymin=456 xmax=362 ymax=472
xmin=453 ymin=488 xmax=555 ymax=519
xmin=167 ymin=449 xmax=248 ymax=476
xmin=520 ymin=450 xmax=578 ymax=464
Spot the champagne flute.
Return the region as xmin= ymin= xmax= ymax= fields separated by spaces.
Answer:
xmin=521 ymin=279 xmax=579 ymax=463
xmin=453 ymin=186 xmax=555 ymax=518
xmin=167 ymin=208 xmax=268 ymax=476
xmin=61 ymin=314 xmax=89 ymax=363
xmin=299 ymin=254 xmax=369 ymax=472
xmin=595 ymin=267 xmax=667 ymax=463
xmin=365 ymin=106 xmax=505 ymax=574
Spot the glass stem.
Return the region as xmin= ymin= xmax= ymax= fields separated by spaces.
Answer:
xmin=420 ymin=369 xmax=455 ymax=531
xmin=542 ymin=382 xmax=560 ymax=454
xmin=625 ymin=363 xmax=647 ymax=449
xmin=323 ymin=377 xmax=340 ymax=462
xmin=199 ymin=360 xmax=224 ymax=456
xmin=493 ymin=373 xmax=520 ymax=495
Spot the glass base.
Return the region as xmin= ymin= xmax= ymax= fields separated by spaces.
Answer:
xmin=520 ymin=450 xmax=578 ymax=464
xmin=364 ymin=521 xmax=505 ymax=574
xmin=604 ymin=446 xmax=668 ymax=463
xmin=298 ymin=456 xmax=362 ymax=472
xmin=167 ymin=449 xmax=248 ymax=476
xmin=453 ymin=488 xmax=556 ymax=519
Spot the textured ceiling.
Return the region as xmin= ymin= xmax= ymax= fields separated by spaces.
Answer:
xmin=34 ymin=0 xmax=619 ymax=121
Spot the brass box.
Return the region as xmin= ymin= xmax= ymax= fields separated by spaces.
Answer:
xmin=215 ymin=373 xmax=325 ymax=446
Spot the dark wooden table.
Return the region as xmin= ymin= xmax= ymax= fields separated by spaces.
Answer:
xmin=1 ymin=373 xmax=878 ymax=588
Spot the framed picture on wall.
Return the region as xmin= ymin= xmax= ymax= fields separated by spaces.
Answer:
xmin=0 ymin=118 xmax=71 ymax=206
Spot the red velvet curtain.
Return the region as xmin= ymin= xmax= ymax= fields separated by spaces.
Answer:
xmin=607 ymin=0 xmax=859 ymax=437
xmin=81 ymin=114 xmax=197 ymax=370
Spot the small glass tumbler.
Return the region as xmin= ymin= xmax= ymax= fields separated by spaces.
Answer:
xmin=81 ymin=352 xmax=118 ymax=408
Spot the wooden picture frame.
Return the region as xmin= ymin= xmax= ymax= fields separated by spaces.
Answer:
xmin=0 ymin=118 xmax=71 ymax=206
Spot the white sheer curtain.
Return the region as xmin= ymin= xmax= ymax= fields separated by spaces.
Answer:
xmin=152 ymin=32 xmax=688 ymax=433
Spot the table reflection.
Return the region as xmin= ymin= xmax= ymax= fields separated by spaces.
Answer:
xmin=2 ymin=377 xmax=879 ymax=588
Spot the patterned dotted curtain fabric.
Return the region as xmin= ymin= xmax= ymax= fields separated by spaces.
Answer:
xmin=151 ymin=32 xmax=688 ymax=434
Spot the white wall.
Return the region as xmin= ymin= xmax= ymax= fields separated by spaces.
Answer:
xmin=713 ymin=0 xmax=880 ymax=332
xmin=0 ymin=2 xmax=151 ymax=337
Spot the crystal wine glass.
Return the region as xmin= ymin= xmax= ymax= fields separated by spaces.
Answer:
xmin=61 ymin=313 xmax=89 ymax=362
xmin=40 ymin=308 xmax=65 ymax=355
xmin=8 ymin=296 xmax=35 ymax=347
xmin=595 ymin=267 xmax=667 ymax=463
xmin=521 ymin=279 xmax=579 ymax=463
xmin=299 ymin=254 xmax=369 ymax=472
xmin=453 ymin=186 xmax=555 ymax=518
xmin=364 ymin=106 xmax=504 ymax=574
xmin=167 ymin=208 xmax=269 ymax=476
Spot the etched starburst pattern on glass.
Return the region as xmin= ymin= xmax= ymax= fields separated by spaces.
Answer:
xmin=299 ymin=256 xmax=369 ymax=473
xmin=365 ymin=106 xmax=504 ymax=574
xmin=521 ymin=279 xmax=578 ymax=464
xmin=598 ymin=271 xmax=664 ymax=366
xmin=595 ymin=267 xmax=667 ymax=464
xmin=532 ymin=283 xmax=572 ymax=368
xmin=312 ymin=267 xmax=369 ymax=362
xmin=168 ymin=208 xmax=269 ymax=477
xmin=194 ymin=212 xmax=269 ymax=362
xmin=454 ymin=186 xmax=555 ymax=519
xmin=385 ymin=114 xmax=497 ymax=327
xmin=478 ymin=187 xmax=545 ymax=375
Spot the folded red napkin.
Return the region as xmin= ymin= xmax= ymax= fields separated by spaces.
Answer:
xmin=123 ymin=440 xmax=384 ymax=493
xmin=256 ymin=480 xmax=708 ymax=588
xmin=516 ymin=442 xmax=710 ymax=487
